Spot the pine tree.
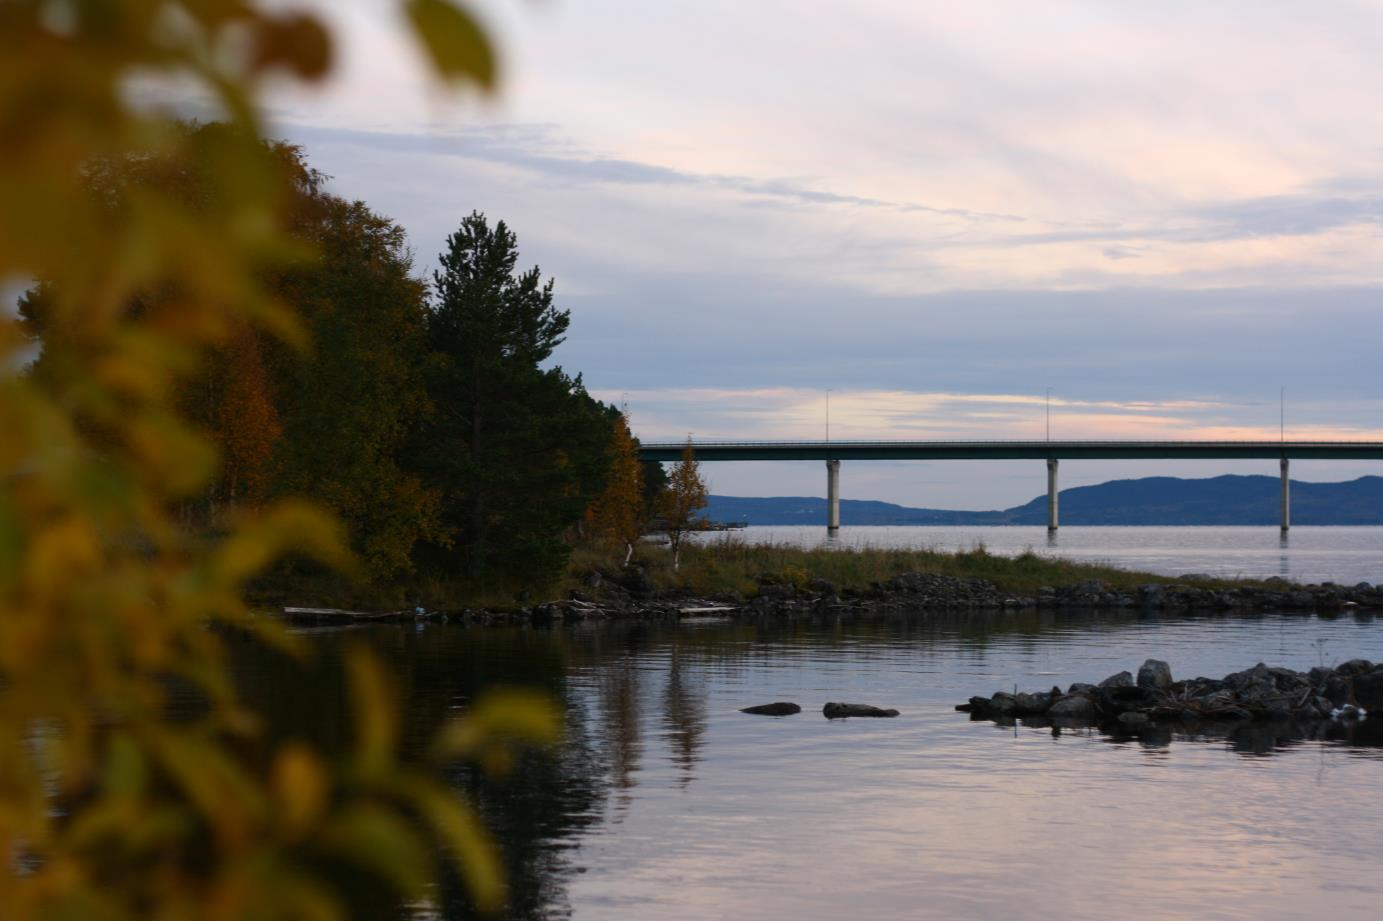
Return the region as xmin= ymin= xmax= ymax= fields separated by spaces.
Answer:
xmin=419 ymin=212 xmax=612 ymax=589
xmin=657 ymin=439 xmax=708 ymax=572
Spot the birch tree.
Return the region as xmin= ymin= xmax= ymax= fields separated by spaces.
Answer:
xmin=658 ymin=439 xmax=709 ymax=572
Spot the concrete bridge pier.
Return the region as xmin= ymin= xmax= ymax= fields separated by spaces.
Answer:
xmin=1047 ymin=458 xmax=1059 ymax=531
xmin=1280 ymin=457 xmax=1290 ymax=531
xmin=826 ymin=459 xmax=841 ymax=532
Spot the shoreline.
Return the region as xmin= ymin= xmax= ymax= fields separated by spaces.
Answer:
xmin=277 ymin=570 xmax=1383 ymax=626
xmin=268 ymin=536 xmax=1383 ymax=626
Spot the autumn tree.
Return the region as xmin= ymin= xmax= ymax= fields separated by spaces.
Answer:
xmin=417 ymin=212 xmax=616 ymax=589
xmin=658 ymin=439 xmax=709 ymax=571
xmin=216 ymin=329 xmax=281 ymax=506
xmin=0 ymin=3 xmax=556 ymax=919
xmin=19 ymin=126 xmax=442 ymax=581
xmin=269 ymin=193 xmax=443 ymax=581
xmin=586 ymin=413 xmax=647 ymax=563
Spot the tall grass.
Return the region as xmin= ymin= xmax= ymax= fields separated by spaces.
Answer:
xmin=570 ymin=535 xmax=1270 ymax=598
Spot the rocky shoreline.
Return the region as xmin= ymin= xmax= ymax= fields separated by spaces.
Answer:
xmin=959 ymin=658 xmax=1382 ymax=726
xmin=279 ymin=568 xmax=1383 ymax=625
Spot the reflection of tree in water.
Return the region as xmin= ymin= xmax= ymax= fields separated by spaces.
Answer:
xmin=661 ymin=641 xmax=708 ymax=787
xmin=227 ymin=611 xmax=1383 ymax=919
xmin=226 ymin=625 xmax=614 ymax=921
xmin=596 ymin=652 xmax=644 ymax=810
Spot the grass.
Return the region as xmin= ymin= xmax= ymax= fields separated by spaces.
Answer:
xmin=567 ymin=535 xmax=1278 ymax=599
xmin=254 ymin=535 xmax=1282 ymax=611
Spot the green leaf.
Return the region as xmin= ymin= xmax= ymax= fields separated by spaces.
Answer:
xmin=405 ymin=0 xmax=497 ymax=88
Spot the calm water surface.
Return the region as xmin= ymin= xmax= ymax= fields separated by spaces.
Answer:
xmin=696 ymin=525 xmax=1383 ymax=584
xmin=242 ymin=609 xmax=1383 ymax=920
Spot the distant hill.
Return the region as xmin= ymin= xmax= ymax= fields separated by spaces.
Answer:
xmin=705 ymin=475 xmax=1383 ymax=526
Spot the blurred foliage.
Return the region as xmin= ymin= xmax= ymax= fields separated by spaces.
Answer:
xmin=0 ymin=1 xmax=557 ymax=918
xmin=20 ymin=124 xmax=446 ymax=584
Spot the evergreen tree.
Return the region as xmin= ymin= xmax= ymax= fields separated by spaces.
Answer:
xmin=419 ymin=212 xmax=614 ymax=588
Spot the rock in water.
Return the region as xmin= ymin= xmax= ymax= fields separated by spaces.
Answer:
xmin=740 ymin=702 xmax=802 ymax=716
xmin=1047 ymin=695 xmax=1096 ymax=719
xmin=1100 ymin=671 xmax=1134 ymax=688
xmin=1138 ymin=659 xmax=1173 ymax=690
xmin=822 ymin=702 xmax=900 ymax=719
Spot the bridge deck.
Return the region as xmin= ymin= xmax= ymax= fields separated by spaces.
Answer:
xmin=636 ymin=440 xmax=1383 ymax=462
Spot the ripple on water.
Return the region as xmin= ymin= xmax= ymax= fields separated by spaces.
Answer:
xmin=232 ymin=611 xmax=1383 ymax=920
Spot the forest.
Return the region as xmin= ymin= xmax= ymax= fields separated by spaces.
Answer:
xmin=18 ymin=123 xmax=679 ymax=603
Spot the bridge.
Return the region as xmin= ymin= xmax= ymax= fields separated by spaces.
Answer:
xmin=635 ymin=441 xmax=1383 ymax=532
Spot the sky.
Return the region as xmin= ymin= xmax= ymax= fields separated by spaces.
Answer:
xmin=254 ymin=1 xmax=1383 ymax=508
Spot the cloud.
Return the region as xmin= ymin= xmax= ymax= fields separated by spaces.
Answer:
xmin=287 ymin=123 xmax=1027 ymax=223
xmin=598 ymin=386 xmax=1378 ymax=445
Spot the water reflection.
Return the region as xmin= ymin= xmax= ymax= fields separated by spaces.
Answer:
xmin=660 ymin=644 xmax=707 ymax=787
xmin=226 ymin=609 xmax=1383 ymax=921
xmin=597 ymin=654 xmax=643 ymax=806
xmin=991 ymin=712 xmax=1383 ymax=757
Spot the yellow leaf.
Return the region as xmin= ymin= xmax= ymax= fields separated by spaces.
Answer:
xmin=273 ymin=743 xmax=329 ymax=838
xmin=406 ymin=779 xmax=505 ymax=912
xmin=405 ymin=0 xmax=497 ymax=88
xmin=430 ymin=688 xmax=561 ymax=763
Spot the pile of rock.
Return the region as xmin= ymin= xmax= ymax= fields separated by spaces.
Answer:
xmin=1040 ymin=578 xmax=1383 ymax=612
xmin=958 ymin=658 xmax=1382 ymax=725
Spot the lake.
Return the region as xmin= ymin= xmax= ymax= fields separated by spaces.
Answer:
xmin=244 ymin=604 xmax=1383 ymax=920
xmin=692 ymin=525 xmax=1383 ymax=585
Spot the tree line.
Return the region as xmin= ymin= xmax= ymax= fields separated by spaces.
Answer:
xmin=18 ymin=123 xmax=695 ymax=599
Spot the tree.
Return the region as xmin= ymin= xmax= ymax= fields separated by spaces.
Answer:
xmin=216 ymin=329 xmax=281 ymax=506
xmin=18 ymin=127 xmax=444 ymax=582
xmin=657 ymin=439 xmax=709 ymax=571
xmin=586 ymin=413 xmax=647 ymax=562
xmin=269 ymin=193 xmax=443 ymax=582
xmin=0 ymin=3 xmax=554 ymax=918
xmin=418 ymin=212 xmax=615 ymax=589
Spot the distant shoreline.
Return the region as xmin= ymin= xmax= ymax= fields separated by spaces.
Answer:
xmin=706 ymin=473 xmax=1383 ymax=526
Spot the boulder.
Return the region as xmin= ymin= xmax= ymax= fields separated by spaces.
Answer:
xmin=1047 ymin=695 xmax=1095 ymax=719
xmin=823 ymin=702 xmax=900 ymax=719
xmin=755 ymin=582 xmax=795 ymax=600
xmin=740 ymin=702 xmax=801 ymax=716
xmin=1099 ymin=685 xmax=1161 ymax=713
xmin=1351 ymin=667 xmax=1383 ymax=710
xmin=1012 ymin=691 xmax=1056 ymax=716
xmin=1100 ymin=671 xmax=1134 ymax=688
xmin=1336 ymin=659 xmax=1376 ymax=678
xmin=1138 ymin=659 xmax=1173 ymax=690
